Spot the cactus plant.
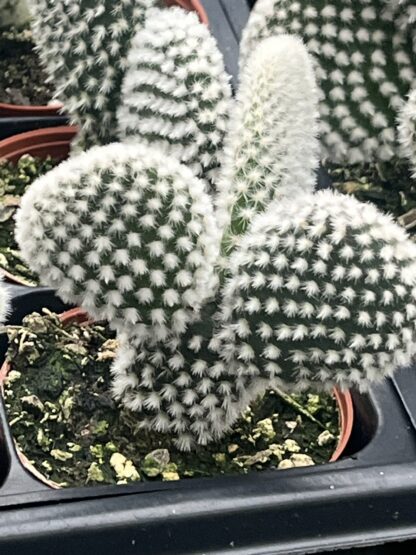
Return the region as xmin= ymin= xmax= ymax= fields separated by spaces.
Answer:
xmin=0 ymin=0 xmax=30 ymax=28
xmin=16 ymin=35 xmax=416 ymax=449
xmin=28 ymin=0 xmax=157 ymax=148
xmin=117 ymin=7 xmax=232 ymax=190
xmin=240 ymin=0 xmax=416 ymax=166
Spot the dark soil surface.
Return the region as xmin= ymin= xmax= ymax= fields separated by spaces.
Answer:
xmin=3 ymin=311 xmax=340 ymax=488
xmin=0 ymin=27 xmax=54 ymax=105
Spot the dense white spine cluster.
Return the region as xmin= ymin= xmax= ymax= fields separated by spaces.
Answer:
xmin=384 ymin=0 xmax=416 ymax=28
xmin=118 ymin=8 xmax=232 ymax=190
xmin=111 ymin=311 xmax=266 ymax=450
xmin=216 ymin=35 xmax=320 ymax=251
xmin=0 ymin=0 xmax=30 ymax=27
xmin=15 ymin=143 xmax=219 ymax=342
xmin=219 ymin=190 xmax=416 ymax=392
xmin=240 ymin=0 xmax=416 ymax=166
xmin=29 ymin=0 xmax=156 ymax=148
xmin=398 ymin=89 xmax=416 ymax=177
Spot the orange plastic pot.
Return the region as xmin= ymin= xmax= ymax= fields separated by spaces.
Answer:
xmin=0 ymin=307 xmax=354 ymax=488
xmin=0 ymin=125 xmax=78 ymax=163
xmin=0 ymin=103 xmax=63 ymax=118
xmin=0 ymin=0 xmax=208 ymax=117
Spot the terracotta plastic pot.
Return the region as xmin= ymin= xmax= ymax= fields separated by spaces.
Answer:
xmin=0 ymin=0 xmax=208 ymax=117
xmin=0 ymin=125 xmax=77 ymax=163
xmin=0 ymin=306 xmax=355 ymax=488
xmin=0 ymin=103 xmax=63 ymax=118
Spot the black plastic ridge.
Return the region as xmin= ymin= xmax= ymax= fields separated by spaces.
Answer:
xmin=219 ymin=0 xmax=251 ymax=43
xmin=0 ymin=116 xmax=70 ymax=141
xmin=392 ymin=365 xmax=416 ymax=433
xmin=1 ymin=457 xmax=416 ymax=554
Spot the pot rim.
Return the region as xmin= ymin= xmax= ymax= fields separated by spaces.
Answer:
xmin=0 ymin=125 xmax=78 ymax=161
xmin=0 ymin=307 xmax=355 ymax=489
xmin=0 ymin=102 xmax=63 ymax=117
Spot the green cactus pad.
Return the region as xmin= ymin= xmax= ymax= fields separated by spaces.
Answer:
xmin=219 ymin=190 xmax=416 ymax=392
xmin=15 ymin=143 xmax=219 ymax=341
xmin=241 ymin=0 xmax=416 ymax=165
xmin=118 ymin=7 xmax=232 ymax=191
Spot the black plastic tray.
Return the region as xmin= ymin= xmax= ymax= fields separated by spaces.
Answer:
xmin=0 ymin=286 xmax=415 ymax=554
xmin=0 ymin=116 xmax=70 ymax=141
xmin=200 ymin=0 xmax=249 ymax=87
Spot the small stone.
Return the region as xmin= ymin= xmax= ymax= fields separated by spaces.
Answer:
xmin=142 ymin=449 xmax=170 ymax=477
xmin=236 ymin=449 xmax=272 ymax=467
xmin=87 ymin=462 xmax=105 ymax=483
xmin=110 ymin=452 xmax=141 ymax=481
xmin=290 ymin=454 xmax=315 ymax=467
xmin=283 ymin=439 xmax=301 ymax=453
xmin=51 ymin=449 xmax=73 ymax=462
xmin=21 ymin=394 xmax=44 ymax=412
xmin=278 ymin=459 xmax=295 ymax=469
xmin=317 ymin=430 xmax=336 ymax=446
xmin=213 ymin=453 xmax=227 ymax=464
xmin=162 ymin=464 xmax=180 ymax=481
xmin=269 ymin=443 xmax=284 ymax=461
xmin=284 ymin=420 xmax=298 ymax=431
xmin=67 ymin=442 xmax=81 ymax=453
xmin=253 ymin=418 xmax=276 ymax=441
xmin=41 ymin=460 xmax=53 ymax=472
xmin=228 ymin=444 xmax=239 ymax=454
xmin=5 ymin=370 xmax=21 ymax=384
xmin=36 ymin=428 xmax=51 ymax=448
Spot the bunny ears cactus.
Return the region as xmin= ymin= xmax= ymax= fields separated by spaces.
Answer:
xmin=28 ymin=1 xmax=233 ymax=179
xmin=29 ymin=0 xmax=157 ymax=148
xmin=241 ymin=0 xmax=416 ymax=166
xmin=217 ymin=35 xmax=320 ymax=251
xmin=16 ymin=27 xmax=416 ymax=448
xmin=16 ymin=143 xmax=219 ymax=343
xmin=117 ymin=7 xmax=232 ymax=191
